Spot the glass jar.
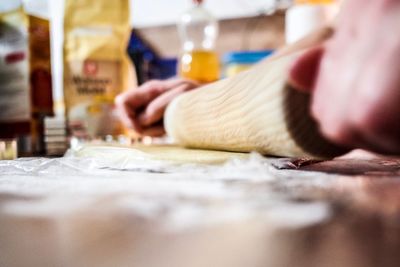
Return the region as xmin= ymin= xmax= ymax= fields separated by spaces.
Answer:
xmin=177 ymin=0 xmax=220 ymax=83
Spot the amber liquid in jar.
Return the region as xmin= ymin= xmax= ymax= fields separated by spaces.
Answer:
xmin=179 ymin=50 xmax=220 ymax=83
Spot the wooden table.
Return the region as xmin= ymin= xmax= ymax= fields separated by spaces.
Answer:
xmin=0 ymin=150 xmax=399 ymax=267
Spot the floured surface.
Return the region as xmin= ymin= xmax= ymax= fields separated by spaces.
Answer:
xmin=1 ymin=151 xmax=400 ymax=267
xmin=68 ymin=143 xmax=250 ymax=165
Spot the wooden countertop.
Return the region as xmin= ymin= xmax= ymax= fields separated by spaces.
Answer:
xmin=0 ymin=149 xmax=399 ymax=267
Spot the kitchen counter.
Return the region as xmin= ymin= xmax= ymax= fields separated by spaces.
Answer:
xmin=1 ymin=148 xmax=400 ymax=267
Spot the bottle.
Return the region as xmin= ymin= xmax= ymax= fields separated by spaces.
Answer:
xmin=177 ymin=0 xmax=220 ymax=83
xmin=0 ymin=0 xmax=31 ymax=157
xmin=285 ymin=0 xmax=339 ymax=44
xmin=0 ymin=0 xmax=54 ymax=157
xmin=26 ymin=0 xmax=54 ymax=155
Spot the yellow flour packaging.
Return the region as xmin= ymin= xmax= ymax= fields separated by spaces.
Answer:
xmin=63 ymin=0 xmax=135 ymax=139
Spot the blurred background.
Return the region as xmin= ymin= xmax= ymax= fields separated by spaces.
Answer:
xmin=0 ymin=0 xmax=338 ymax=159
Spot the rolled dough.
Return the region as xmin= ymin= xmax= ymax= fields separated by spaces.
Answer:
xmin=70 ymin=144 xmax=250 ymax=164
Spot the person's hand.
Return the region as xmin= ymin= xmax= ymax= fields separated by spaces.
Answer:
xmin=288 ymin=0 xmax=400 ymax=155
xmin=115 ymin=78 xmax=200 ymax=137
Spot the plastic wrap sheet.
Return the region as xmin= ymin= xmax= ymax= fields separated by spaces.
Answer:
xmin=0 ymin=147 xmax=335 ymax=229
xmin=2 ymin=147 xmax=400 ymax=267
xmin=0 ymin=147 xmax=371 ymax=267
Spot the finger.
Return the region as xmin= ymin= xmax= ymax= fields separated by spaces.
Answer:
xmin=318 ymin=118 xmax=359 ymax=150
xmin=115 ymin=94 xmax=141 ymax=131
xmin=315 ymin=107 xmax=388 ymax=153
xmin=115 ymin=78 xmax=198 ymax=118
xmin=140 ymin=125 xmax=166 ymax=137
xmin=356 ymin=135 xmax=400 ymax=155
xmin=115 ymin=79 xmax=181 ymax=131
xmin=162 ymin=77 xmax=200 ymax=89
xmin=116 ymin=79 xmax=179 ymax=116
xmin=288 ymin=45 xmax=324 ymax=93
xmin=119 ymin=80 xmax=168 ymax=111
xmin=137 ymin=83 xmax=199 ymax=127
xmin=350 ymin=56 xmax=400 ymax=154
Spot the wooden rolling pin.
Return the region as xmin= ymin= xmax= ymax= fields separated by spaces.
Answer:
xmin=165 ymin=27 xmax=349 ymax=159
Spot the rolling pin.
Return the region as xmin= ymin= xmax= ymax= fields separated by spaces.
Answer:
xmin=165 ymin=27 xmax=349 ymax=159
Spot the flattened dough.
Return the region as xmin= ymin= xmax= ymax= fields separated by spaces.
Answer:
xmin=71 ymin=144 xmax=250 ymax=164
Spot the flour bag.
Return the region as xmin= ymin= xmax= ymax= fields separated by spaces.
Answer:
xmin=63 ymin=0 xmax=135 ymax=138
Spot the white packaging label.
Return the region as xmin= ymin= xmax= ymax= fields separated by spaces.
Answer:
xmin=0 ymin=17 xmax=30 ymax=122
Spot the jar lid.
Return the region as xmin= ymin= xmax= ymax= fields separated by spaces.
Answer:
xmin=223 ymin=50 xmax=274 ymax=65
xmin=0 ymin=0 xmax=22 ymax=13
